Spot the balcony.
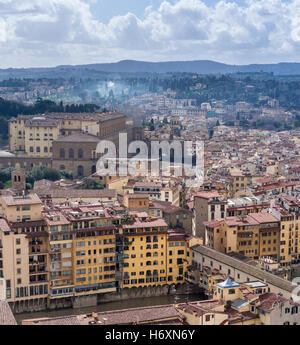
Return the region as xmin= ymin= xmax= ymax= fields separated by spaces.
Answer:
xmin=50 ymin=248 xmax=61 ymax=253
xmin=50 ymin=258 xmax=61 ymax=263
xmin=50 ymin=287 xmax=75 ymax=297
xmin=29 ymin=265 xmax=47 ymax=274
xmin=50 ymin=265 xmax=61 ymax=272
xmin=30 ymin=277 xmax=47 ymax=284
xmin=29 ymin=249 xmax=48 ymax=255
xmin=124 ymin=238 xmax=134 ymax=246
xmin=29 ymin=259 xmax=46 ymax=265
xmin=29 ymin=240 xmax=43 ymax=246
xmin=115 ymin=272 xmax=122 ymax=280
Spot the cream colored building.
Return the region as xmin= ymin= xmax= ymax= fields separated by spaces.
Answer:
xmin=9 ymin=112 xmax=127 ymax=158
xmin=0 ymin=193 xmax=43 ymax=222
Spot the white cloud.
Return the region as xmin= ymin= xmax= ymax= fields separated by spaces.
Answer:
xmin=0 ymin=0 xmax=300 ymax=67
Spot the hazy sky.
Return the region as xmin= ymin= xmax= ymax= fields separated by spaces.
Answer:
xmin=0 ymin=0 xmax=298 ymax=68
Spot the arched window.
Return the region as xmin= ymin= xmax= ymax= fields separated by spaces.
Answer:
xmin=69 ymin=148 xmax=74 ymax=159
xmin=78 ymin=165 xmax=84 ymax=178
xmin=60 ymin=148 xmax=65 ymax=159
xmin=91 ymin=165 xmax=96 ymax=174
xmin=78 ymin=149 xmax=83 ymax=159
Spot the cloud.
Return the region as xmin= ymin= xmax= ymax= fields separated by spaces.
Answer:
xmin=0 ymin=0 xmax=300 ymax=67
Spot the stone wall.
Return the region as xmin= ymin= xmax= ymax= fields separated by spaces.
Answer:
xmin=10 ymin=283 xmax=202 ymax=313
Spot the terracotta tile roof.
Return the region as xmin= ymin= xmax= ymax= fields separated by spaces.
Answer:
xmin=24 ymin=304 xmax=181 ymax=325
xmin=248 ymin=213 xmax=279 ymax=224
xmin=1 ymin=193 xmax=42 ymax=206
xmin=194 ymin=191 xmax=221 ymax=199
xmin=48 ymin=189 xmax=117 ymax=199
xmin=0 ymin=218 xmax=11 ymax=233
xmin=0 ymin=300 xmax=17 ymax=325
xmin=176 ymin=299 xmax=223 ymax=317
xmin=134 ymin=182 xmax=162 ymax=188
xmin=54 ymin=133 xmax=100 ymax=143
xmin=42 ymin=210 xmax=71 ymax=226
xmin=25 ymin=118 xmax=58 ymax=127
xmin=125 ymin=193 xmax=149 ymax=199
xmin=226 ymin=306 xmax=258 ymax=324
xmin=122 ymin=218 xmax=168 ymax=229
xmin=257 ymin=292 xmax=298 ymax=312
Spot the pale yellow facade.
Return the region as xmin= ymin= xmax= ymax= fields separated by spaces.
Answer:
xmin=25 ymin=125 xmax=60 ymax=157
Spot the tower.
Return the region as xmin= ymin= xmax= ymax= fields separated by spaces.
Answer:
xmin=11 ymin=169 xmax=26 ymax=192
xmin=215 ymin=277 xmax=241 ymax=302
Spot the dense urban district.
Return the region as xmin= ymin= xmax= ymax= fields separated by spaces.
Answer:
xmin=1 ymin=70 xmax=300 ymax=326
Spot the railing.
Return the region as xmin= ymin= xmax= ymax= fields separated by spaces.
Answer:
xmin=50 ymin=288 xmax=75 ymax=297
xmin=50 ymin=248 xmax=61 ymax=253
xmin=30 ymin=279 xmax=47 ymax=284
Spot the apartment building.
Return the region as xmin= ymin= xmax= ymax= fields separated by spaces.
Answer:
xmin=149 ymin=199 xmax=193 ymax=234
xmin=0 ymin=192 xmax=43 ymax=222
xmin=0 ymin=193 xmax=49 ymax=307
xmin=273 ymin=196 xmax=300 ymax=267
xmin=120 ymin=215 xmax=169 ymax=288
xmin=24 ymin=117 xmax=60 ymax=157
xmin=167 ymin=230 xmax=191 ymax=285
xmin=131 ymin=181 xmax=182 ymax=207
xmin=194 ymin=192 xmax=227 ymax=238
xmin=227 ymin=196 xmax=270 ymax=217
xmin=0 ymin=186 xmax=195 ymax=311
xmin=43 ymin=205 xmax=117 ymax=298
xmin=123 ymin=193 xmax=150 ymax=210
xmin=204 ymin=213 xmax=280 ymax=261
xmin=230 ymin=172 xmax=252 ymax=196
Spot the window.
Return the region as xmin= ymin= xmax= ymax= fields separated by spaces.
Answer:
xmin=78 ymin=165 xmax=84 ymax=178
xmin=60 ymin=148 xmax=65 ymax=158
xmin=292 ymin=306 xmax=298 ymax=314
xmin=69 ymin=148 xmax=74 ymax=158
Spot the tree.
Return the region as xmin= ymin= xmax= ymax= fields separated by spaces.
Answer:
xmin=80 ymin=179 xmax=104 ymax=190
